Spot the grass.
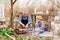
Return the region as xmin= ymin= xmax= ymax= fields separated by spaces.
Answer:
xmin=0 ymin=35 xmax=53 ymax=40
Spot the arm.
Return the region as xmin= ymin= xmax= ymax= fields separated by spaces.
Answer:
xmin=40 ymin=21 xmax=45 ymax=29
xmin=35 ymin=22 xmax=39 ymax=28
xmin=26 ymin=15 xmax=32 ymax=26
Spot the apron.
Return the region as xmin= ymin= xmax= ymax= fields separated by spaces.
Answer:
xmin=21 ymin=16 xmax=28 ymax=25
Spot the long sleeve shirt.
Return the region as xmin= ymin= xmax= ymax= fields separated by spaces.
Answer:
xmin=19 ymin=14 xmax=32 ymax=25
xmin=35 ymin=21 xmax=45 ymax=30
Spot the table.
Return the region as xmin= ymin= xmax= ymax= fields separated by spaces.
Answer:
xmin=31 ymin=14 xmax=49 ymax=26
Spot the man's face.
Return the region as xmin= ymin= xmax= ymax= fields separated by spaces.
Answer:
xmin=22 ymin=10 xmax=28 ymax=16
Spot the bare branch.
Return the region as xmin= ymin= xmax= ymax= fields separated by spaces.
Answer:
xmin=13 ymin=0 xmax=17 ymax=5
xmin=27 ymin=0 xmax=31 ymax=5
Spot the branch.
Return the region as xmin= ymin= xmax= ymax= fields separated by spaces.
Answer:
xmin=13 ymin=0 xmax=17 ymax=5
xmin=27 ymin=0 xmax=30 ymax=5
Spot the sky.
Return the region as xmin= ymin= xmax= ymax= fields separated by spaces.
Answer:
xmin=0 ymin=0 xmax=4 ymax=3
xmin=18 ymin=0 xmax=48 ymax=8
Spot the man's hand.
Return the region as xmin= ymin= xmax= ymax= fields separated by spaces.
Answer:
xmin=25 ymin=24 xmax=28 ymax=28
xmin=22 ymin=24 xmax=25 ymax=28
xmin=19 ymin=22 xmax=25 ymax=28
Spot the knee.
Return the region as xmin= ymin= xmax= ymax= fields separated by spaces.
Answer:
xmin=28 ymin=24 xmax=32 ymax=28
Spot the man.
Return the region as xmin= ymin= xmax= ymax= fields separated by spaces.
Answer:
xmin=19 ymin=10 xmax=32 ymax=29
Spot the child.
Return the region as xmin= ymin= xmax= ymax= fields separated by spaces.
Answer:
xmin=35 ymin=16 xmax=45 ymax=34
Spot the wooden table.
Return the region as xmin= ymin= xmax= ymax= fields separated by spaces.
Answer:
xmin=31 ymin=14 xmax=49 ymax=26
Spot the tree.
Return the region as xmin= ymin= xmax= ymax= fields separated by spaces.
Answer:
xmin=10 ymin=0 xmax=17 ymax=28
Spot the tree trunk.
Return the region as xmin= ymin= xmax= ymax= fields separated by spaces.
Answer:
xmin=10 ymin=0 xmax=17 ymax=28
xmin=10 ymin=0 xmax=13 ymax=28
